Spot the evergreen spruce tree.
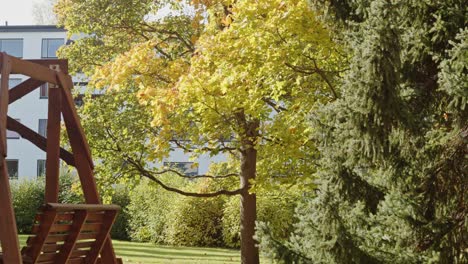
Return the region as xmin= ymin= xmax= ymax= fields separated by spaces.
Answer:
xmin=258 ymin=0 xmax=467 ymax=263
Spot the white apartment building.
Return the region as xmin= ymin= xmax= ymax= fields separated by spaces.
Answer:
xmin=0 ymin=25 xmax=223 ymax=180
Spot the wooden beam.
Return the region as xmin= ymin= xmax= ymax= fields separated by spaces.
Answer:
xmin=0 ymin=161 xmax=23 ymax=264
xmin=26 ymin=59 xmax=69 ymax=74
xmin=45 ymin=66 xmax=62 ymax=203
xmin=58 ymin=72 xmax=118 ymax=264
xmin=55 ymin=210 xmax=88 ymax=263
xmin=46 ymin=203 xmax=120 ymax=212
xmin=8 ymin=78 xmax=46 ymax=104
xmin=0 ymin=55 xmax=21 ymax=264
xmin=0 ymin=52 xmax=12 ymax=156
xmin=8 ymin=55 xmax=59 ymax=84
xmin=26 ymin=209 xmax=58 ymax=263
xmin=61 ymin=100 xmax=100 ymax=204
xmin=8 ymin=60 xmax=68 ymax=105
xmin=59 ymin=73 xmax=99 ymax=201
xmin=6 ymin=116 xmax=75 ymax=166
xmin=85 ymin=210 xmax=118 ymax=264
xmin=57 ymin=72 xmax=94 ymax=168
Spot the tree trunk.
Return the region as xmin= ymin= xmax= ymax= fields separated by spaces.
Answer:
xmin=239 ymin=126 xmax=260 ymax=264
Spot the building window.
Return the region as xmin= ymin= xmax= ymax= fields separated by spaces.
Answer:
xmin=38 ymin=119 xmax=47 ymax=137
xmin=163 ymin=162 xmax=198 ymax=176
xmin=40 ymin=83 xmax=48 ymax=98
xmin=37 ymin=160 xmax=46 ymax=177
xmin=8 ymin=78 xmax=22 ymax=89
xmin=0 ymin=39 xmax=23 ymax=58
xmin=7 ymin=119 xmax=20 ymax=139
xmin=41 ymin=38 xmax=64 ymax=58
xmin=6 ymin=160 xmax=18 ymax=179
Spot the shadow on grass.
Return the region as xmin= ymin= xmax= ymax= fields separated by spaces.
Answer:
xmin=114 ymin=246 xmax=238 ymax=259
xmin=113 ymin=241 xmax=239 ymax=254
xmin=18 ymin=235 xmax=242 ymax=263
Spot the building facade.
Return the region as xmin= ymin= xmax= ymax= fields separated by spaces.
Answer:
xmin=0 ymin=25 xmax=223 ymax=180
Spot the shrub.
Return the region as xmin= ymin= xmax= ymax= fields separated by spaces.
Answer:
xmin=58 ymin=169 xmax=84 ymax=204
xmin=164 ymin=194 xmax=225 ymax=247
xmin=222 ymin=188 xmax=300 ymax=248
xmin=110 ymin=185 xmax=131 ymax=240
xmin=127 ymin=177 xmax=179 ymax=243
xmin=11 ymin=171 xmax=84 ymax=233
xmin=10 ymin=178 xmax=45 ymax=233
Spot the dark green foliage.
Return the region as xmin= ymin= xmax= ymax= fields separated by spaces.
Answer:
xmin=110 ymin=186 xmax=131 ymax=240
xmin=11 ymin=172 xmax=84 ymax=233
xmin=259 ymin=0 xmax=467 ymax=263
xmin=58 ymin=170 xmax=84 ymax=204
xmin=223 ymin=190 xmax=299 ymax=248
xmin=11 ymin=179 xmax=45 ymax=233
xmin=126 ymin=177 xmax=181 ymax=243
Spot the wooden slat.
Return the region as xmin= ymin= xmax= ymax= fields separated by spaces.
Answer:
xmin=74 ymin=241 xmax=95 ymax=249
xmin=8 ymin=78 xmax=46 ymax=104
xmin=46 ymin=203 xmax=120 ymax=212
xmin=35 ymin=212 xmax=75 ymax=223
xmin=41 ymin=243 xmax=62 ymax=253
xmin=45 ymin=67 xmax=62 ymax=203
xmin=26 ymin=210 xmax=58 ymax=263
xmin=36 ymin=261 xmax=54 ymax=264
xmin=56 ymin=210 xmax=88 ymax=263
xmin=68 ymin=257 xmax=85 ymax=264
xmin=0 ymin=160 xmax=23 ymax=264
xmin=81 ymin=223 xmax=102 ymax=232
xmin=55 ymin=213 xmax=75 ymax=222
xmin=86 ymin=213 xmax=105 ymax=223
xmin=77 ymin=233 xmax=98 ymax=240
xmin=37 ymin=252 xmax=57 ymax=262
xmin=85 ymin=210 xmax=118 ymax=264
xmin=50 ymin=224 xmax=73 ymax=233
xmin=70 ymin=250 xmax=89 ymax=258
xmin=45 ymin=234 xmax=68 ymax=243
xmin=9 ymin=55 xmax=59 ymax=84
xmin=6 ymin=117 xmax=75 ymax=166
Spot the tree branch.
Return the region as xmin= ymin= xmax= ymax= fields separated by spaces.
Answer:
xmin=284 ymin=61 xmax=339 ymax=99
xmin=124 ymin=157 xmax=243 ymax=197
xmin=148 ymin=167 xmax=238 ymax=179
xmin=262 ymin=98 xmax=287 ymax=112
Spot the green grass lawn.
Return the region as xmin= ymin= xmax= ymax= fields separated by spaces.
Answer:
xmin=18 ymin=235 xmax=273 ymax=264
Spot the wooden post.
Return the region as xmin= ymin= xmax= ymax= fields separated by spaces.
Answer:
xmin=57 ymin=73 xmax=118 ymax=263
xmin=45 ymin=65 xmax=62 ymax=203
xmin=0 ymin=52 xmax=23 ymax=264
xmin=0 ymin=53 xmax=11 ymax=155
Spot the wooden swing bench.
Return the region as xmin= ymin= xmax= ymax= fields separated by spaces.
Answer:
xmin=21 ymin=203 xmax=120 ymax=264
xmin=0 ymin=53 xmax=122 ymax=263
xmin=1 ymin=204 xmax=121 ymax=264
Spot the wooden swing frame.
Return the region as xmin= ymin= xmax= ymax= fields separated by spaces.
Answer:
xmin=0 ymin=53 xmax=119 ymax=264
